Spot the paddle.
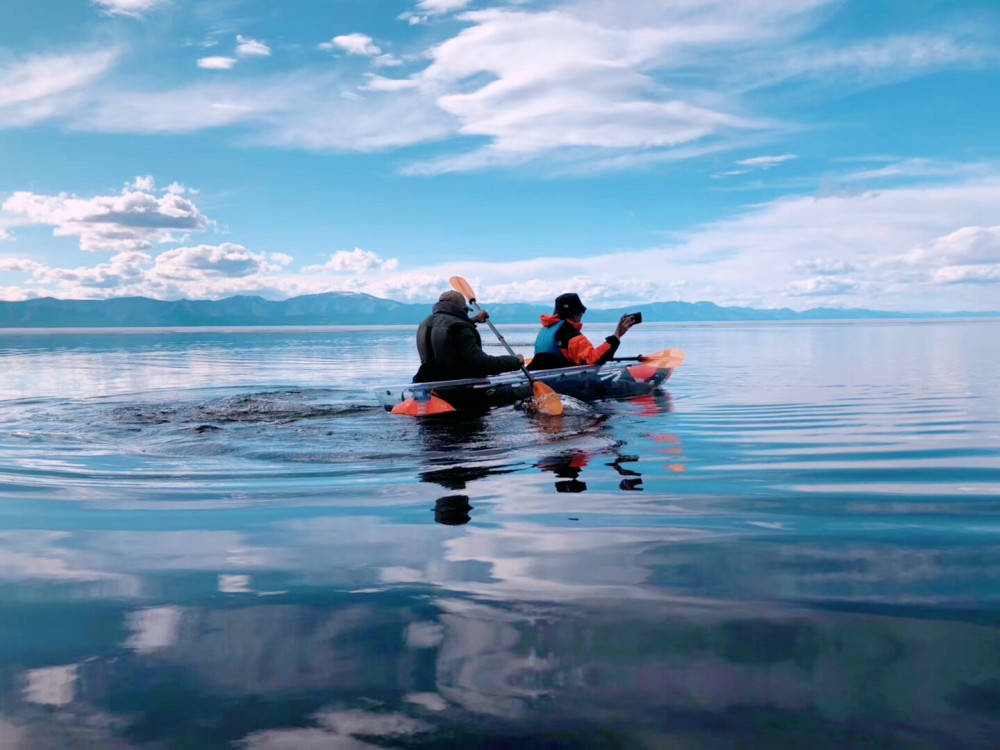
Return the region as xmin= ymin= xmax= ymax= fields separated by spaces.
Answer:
xmin=612 ymin=348 xmax=686 ymax=370
xmin=449 ymin=276 xmax=564 ymax=417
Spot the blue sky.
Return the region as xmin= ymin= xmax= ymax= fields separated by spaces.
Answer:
xmin=1 ymin=0 xmax=999 ymax=310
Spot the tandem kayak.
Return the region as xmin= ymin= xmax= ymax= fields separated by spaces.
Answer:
xmin=377 ymin=358 xmax=678 ymax=415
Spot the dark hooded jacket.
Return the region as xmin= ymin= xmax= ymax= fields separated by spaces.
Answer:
xmin=413 ymin=300 xmax=522 ymax=382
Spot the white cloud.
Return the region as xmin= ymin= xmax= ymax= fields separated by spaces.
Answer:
xmin=197 ymin=56 xmax=238 ymax=70
xmin=840 ymin=158 xmax=989 ymax=184
xmin=236 ymin=35 xmax=271 ymax=58
xmin=786 ymin=275 xmax=860 ymax=296
xmin=0 ymin=49 xmax=118 ymax=127
xmin=7 ymin=175 xmax=1000 ymax=310
xmin=1 ymin=177 xmax=209 ymax=252
xmin=31 ymin=251 xmax=152 ymax=290
xmin=792 ymin=258 xmax=855 ymax=275
xmin=305 ymin=248 xmax=399 ymax=274
xmin=0 ymin=257 xmax=40 ymax=273
xmin=360 ymin=74 xmax=418 ymax=92
xmin=92 ymin=0 xmax=167 ymax=17
xmin=320 ymin=34 xmax=382 ymax=56
xmin=770 ymin=34 xmax=999 ymax=85
xmin=6 ymin=1 xmax=989 ymax=178
xmin=419 ymin=8 xmax=760 ymax=166
xmin=418 ymin=0 xmax=471 ymax=13
xmin=153 ymin=242 xmax=282 ymax=280
xmin=373 ymin=54 xmax=404 ymax=68
xmin=6 ymin=242 xmax=290 ymax=301
xmin=905 ymin=225 xmax=1000 ymax=266
xmin=737 ymin=154 xmax=797 ymax=168
xmin=0 ymin=286 xmax=37 ymax=301
xmin=932 ymin=264 xmax=1000 ymax=284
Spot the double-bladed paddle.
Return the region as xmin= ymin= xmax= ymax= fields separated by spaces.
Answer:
xmin=613 ymin=348 xmax=685 ymax=370
xmin=449 ymin=276 xmax=564 ymax=417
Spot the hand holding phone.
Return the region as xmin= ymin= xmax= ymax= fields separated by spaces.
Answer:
xmin=615 ymin=312 xmax=641 ymax=338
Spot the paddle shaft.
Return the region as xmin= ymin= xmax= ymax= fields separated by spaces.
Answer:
xmin=467 ymin=299 xmax=536 ymax=382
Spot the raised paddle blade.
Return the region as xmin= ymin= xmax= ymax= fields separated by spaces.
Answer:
xmin=449 ymin=276 xmax=477 ymax=302
xmin=391 ymin=395 xmax=457 ymax=417
xmin=642 ymin=348 xmax=685 ymax=370
xmin=532 ymin=381 xmax=564 ymax=416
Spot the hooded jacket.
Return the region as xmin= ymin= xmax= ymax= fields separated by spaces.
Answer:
xmin=413 ymin=299 xmax=522 ymax=382
xmin=529 ymin=314 xmax=619 ymax=370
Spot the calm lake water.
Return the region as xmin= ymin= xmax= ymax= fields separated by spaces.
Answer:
xmin=1 ymin=320 xmax=999 ymax=748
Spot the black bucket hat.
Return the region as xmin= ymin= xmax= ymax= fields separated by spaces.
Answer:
xmin=553 ymin=293 xmax=587 ymax=318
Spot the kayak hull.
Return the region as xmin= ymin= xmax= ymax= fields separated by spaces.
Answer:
xmin=377 ymin=362 xmax=673 ymax=413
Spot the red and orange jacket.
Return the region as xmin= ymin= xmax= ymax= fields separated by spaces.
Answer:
xmin=528 ymin=314 xmax=620 ymax=370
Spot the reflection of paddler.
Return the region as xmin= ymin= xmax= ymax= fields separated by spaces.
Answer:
xmin=434 ymin=494 xmax=472 ymax=525
xmin=609 ymin=455 xmax=643 ymax=491
xmin=538 ymin=452 xmax=590 ymax=493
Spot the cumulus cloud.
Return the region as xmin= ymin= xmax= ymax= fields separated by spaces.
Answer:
xmin=30 ymin=251 xmax=152 ymax=291
xmin=4 ymin=242 xmax=291 ymax=301
xmin=306 ymin=248 xmax=399 ymax=274
xmin=153 ymin=243 xmax=282 ymax=280
xmin=92 ymin=0 xmax=167 ymax=16
xmin=320 ymin=34 xmax=382 ymax=56
xmin=905 ymin=225 xmax=1000 ymax=266
xmin=197 ymin=56 xmax=237 ymax=70
xmin=6 ymin=175 xmax=1000 ymax=310
xmin=236 ymin=35 xmax=271 ymax=58
xmin=1 ymin=176 xmax=209 ymax=252
xmin=0 ymin=257 xmax=40 ymax=273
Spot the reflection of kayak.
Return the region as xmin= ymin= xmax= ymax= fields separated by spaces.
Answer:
xmin=377 ymin=361 xmax=675 ymax=413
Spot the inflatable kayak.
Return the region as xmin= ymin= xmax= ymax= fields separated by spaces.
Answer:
xmin=377 ymin=359 xmax=677 ymax=415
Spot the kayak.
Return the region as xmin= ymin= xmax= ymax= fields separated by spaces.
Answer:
xmin=377 ymin=360 xmax=675 ymax=414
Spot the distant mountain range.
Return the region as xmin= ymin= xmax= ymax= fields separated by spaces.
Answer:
xmin=0 ymin=292 xmax=996 ymax=327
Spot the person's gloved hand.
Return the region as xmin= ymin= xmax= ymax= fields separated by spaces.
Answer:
xmin=472 ymin=310 xmax=489 ymax=324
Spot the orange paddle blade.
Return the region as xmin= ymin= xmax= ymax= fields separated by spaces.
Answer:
xmin=627 ymin=364 xmax=658 ymax=382
xmin=449 ymin=276 xmax=477 ymax=302
xmin=532 ymin=381 xmax=564 ymax=416
xmin=391 ymin=395 xmax=457 ymax=417
xmin=642 ymin=348 xmax=685 ymax=370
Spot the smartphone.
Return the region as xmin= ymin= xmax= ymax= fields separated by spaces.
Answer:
xmin=627 ymin=312 xmax=642 ymax=325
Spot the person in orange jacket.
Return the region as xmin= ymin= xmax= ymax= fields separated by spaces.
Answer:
xmin=528 ymin=293 xmax=636 ymax=370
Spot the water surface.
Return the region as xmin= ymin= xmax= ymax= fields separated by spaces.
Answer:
xmin=1 ymin=320 xmax=999 ymax=748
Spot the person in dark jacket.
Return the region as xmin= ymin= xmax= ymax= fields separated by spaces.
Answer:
xmin=413 ymin=291 xmax=523 ymax=382
xmin=529 ymin=292 xmax=635 ymax=371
